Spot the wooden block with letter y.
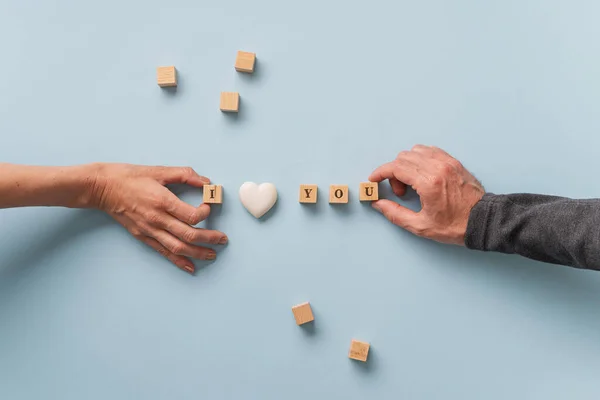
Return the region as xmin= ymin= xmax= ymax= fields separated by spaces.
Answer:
xmin=299 ymin=184 xmax=318 ymax=203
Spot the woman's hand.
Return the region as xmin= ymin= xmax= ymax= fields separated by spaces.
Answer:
xmin=91 ymin=163 xmax=227 ymax=274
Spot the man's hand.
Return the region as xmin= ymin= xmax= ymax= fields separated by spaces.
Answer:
xmin=369 ymin=145 xmax=485 ymax=245
xmin=91 ymin=164 xmax=227 ymax=274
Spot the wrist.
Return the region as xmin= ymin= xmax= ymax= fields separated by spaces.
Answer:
xmin=69 ymin=163 xmax=103 ymax=209
xmin=457 ymin=191 xmax=486 ymax=246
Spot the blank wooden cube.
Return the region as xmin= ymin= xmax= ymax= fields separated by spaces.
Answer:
xmin=359 ymin=182 xmax=379 ymax=201
xmin=235 ymin=51 xmax=256 ymax=73
xmin=220 ymin=92 xmax=239 ymax=112
xmin=203 ymin=185 xmax=223 ymax=204
xmin=329 ymin=185 xmax=349 ymax=203
xmin=348 ymin=339 xmax=370 ymax=362
xmin=299 ymin=184 xmax=318 ymax=203
xmin=157 ymin=66 xmax=177 ymax=87
xmin=291 ymin=302 xmax=314 ymax=325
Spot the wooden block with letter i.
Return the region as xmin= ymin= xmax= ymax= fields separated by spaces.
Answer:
xmin=359 ymin=182 xmax=379 ymax=201
xmin=329 ymin=185 xmax=348 ymax=203
xmin=348 ymin=339 xmax=370 ymax=362
xmin=220 ymin=92 xmax=239 ymax=113
xmin=235 ymin=51 xmax=256 ymax=73
xmin=291 ymin=302 xmax=314 ymax=325
xmin=299 ymin=184 xmax=318 ymax=203
xmin=157 ymin=66 xmax=177 ymax=87
xmin=203 ymin=185 xmax=223 ymax=204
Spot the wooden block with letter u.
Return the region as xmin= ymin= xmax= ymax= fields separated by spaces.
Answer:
xmin=359 ymin=182 xmax=379 ymax=201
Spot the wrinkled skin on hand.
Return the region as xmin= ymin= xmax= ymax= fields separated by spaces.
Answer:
xmin=369 ymin=145 xmax=485 ymax=245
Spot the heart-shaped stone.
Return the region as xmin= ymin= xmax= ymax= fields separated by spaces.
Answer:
xmin=239 ymin=182 xmax=278 ymax=218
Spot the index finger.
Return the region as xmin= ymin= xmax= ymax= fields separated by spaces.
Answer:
xmin=368 ymin=161 xmax=418 ymax=187
xmin=151 ymin=166 xmax=210 ymax=187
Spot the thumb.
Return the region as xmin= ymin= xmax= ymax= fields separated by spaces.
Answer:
xmin=154 ymin=166 xmax=210 ymax=187
xmin=372 ymin=199 xmax=420 ymax=232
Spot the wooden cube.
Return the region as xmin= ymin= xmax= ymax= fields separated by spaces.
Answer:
xmin=329 ymin=185 xmax=349 ymax=204
xmin=220 ymin=92 xmax=239 ymax=112
xmin=157 ymin=66 xmax=177 ymax=87
xmin=299 ymin=184 xmax=318 ymax=203
xmin=348 ymin=339 xmax=370 ymax=362
xmin=291 ymin=302 xmax=314 ymax=325
xmin=235 ymin=51 xmax=256 ymax=73
xmin=359 ymin=182 xmax=379 ymax=201
xmin=203 ymin=185 xmax=223 ymax=204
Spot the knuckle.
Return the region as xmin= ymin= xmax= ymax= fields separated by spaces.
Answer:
xmin=412 ymin=226 xmax=427 ymax=236
xmin=156 ymin=246 xmax=170 ymax=257
xmin=186 ymin=211 xmax=201 ymax=225
xmin=409 ymin=221 xmax=430 ymax=237
xmin=182 ymin=229 xmax=199 ymax=243
xmin=151 ymin=195 xmax=167 ymax=210
xmin=411 ymin=144 xmax=426 ymax=152
xmin=181 ymin=166 xmax=195 ymax=177
xmin=129 ymin=227 xmax=144 ymax=239
xmin=430 ymin=175 xmax=444 ymax=186
xmin=439 ymin=163 xmax=454 ymax=175
xmin=396 ymin=151 xmax=410 ymax=159
xmin=431 ymin=146 xmax=447 ymax=156
xmin=448 ymin=159 xmax=463 ymax=170
xmin=170 ymin=243 xmax=187 ymax=255
xmin=441 ymin=163 xmax=454 ymax=174
xmin=160 ymin=195 xmax=175 ymax=210
xmin=145 ymin=212 xmax=163 ymax=225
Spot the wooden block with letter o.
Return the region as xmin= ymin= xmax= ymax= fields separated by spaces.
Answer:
xmin=291 ymin=302 xmax=314 ymax=325
xmin=348 ymin=339 xmax=370 ymax=362
xmin=359 ymin=182 xmax=379 ymax=201
xmin=157 ymin=66 xmax=177 ymax=87
xmin=299 ymin=184 xmax=318 ymax=203
xmin=329 ymin=185 xmax=348 ymax=204
xmin=203 ymin=185 xmax=223 ymax=204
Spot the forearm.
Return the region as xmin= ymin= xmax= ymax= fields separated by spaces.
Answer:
xmin=0 ymin=163 xmax=99 ymax=209
xmin=465 ymin=193 xmax=600 ymax=269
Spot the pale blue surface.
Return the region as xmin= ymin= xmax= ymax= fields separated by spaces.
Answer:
xmin=2 ymin=0 xmax=600 ymax=398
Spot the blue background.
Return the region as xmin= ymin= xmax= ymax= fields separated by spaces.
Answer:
xmin=1 ymin=0 xmax=600 ymax=398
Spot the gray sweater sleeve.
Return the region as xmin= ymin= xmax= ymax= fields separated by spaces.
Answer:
xmin=465 ymin=193 xmax=600 ymax=269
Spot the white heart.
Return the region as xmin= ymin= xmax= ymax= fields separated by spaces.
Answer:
xmin=239 ymin=182 xmax=278 ymax=218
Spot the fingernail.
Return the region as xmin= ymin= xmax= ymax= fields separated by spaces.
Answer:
xmin=206 ymin=251 xmax=217 ymax=260
xmin=218 ymin=236 xmax=228 ymax=245
xmin=372 ymin=202 xmax=381 ymax=212
xmin=182 ymin=264 xmax=194 ymax=274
